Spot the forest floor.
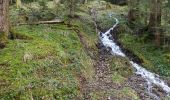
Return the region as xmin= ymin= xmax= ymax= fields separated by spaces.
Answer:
xmin=0 ymin=0 xmax=170 ymax=100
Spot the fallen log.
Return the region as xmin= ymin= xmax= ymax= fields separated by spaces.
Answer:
xmin=18 ymin=19 xmax=64 ymax=25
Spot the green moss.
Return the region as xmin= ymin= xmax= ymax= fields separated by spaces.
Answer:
xmin=111 ymin=57 xmax=133 ymax=78
xmin=10 ymin=29 xmax=33 ymax=40
xmin=112 ymin=72 xmax=126 ymax=84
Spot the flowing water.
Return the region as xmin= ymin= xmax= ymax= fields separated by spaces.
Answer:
xmin=99 ymin=18 xmax=170 ymax=100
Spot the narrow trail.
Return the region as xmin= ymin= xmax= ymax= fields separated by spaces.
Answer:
xmin=82 ymin=47 xmax=127 ymax=100
xmin=85 ymin=47 xmax=121 ymax=99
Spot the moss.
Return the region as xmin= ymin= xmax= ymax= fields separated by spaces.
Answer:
xmin=113 ymin=87 xmax=140 ymax=100
xmin=10 ymin=29 xmax=33 ymax=40
xmin=0 ymin=31 xmax=8 ymax=48
xmin=111 ymin=57 xmax=133 ymax=78
xmin=112 ymin=72 xmax=126 ymax=84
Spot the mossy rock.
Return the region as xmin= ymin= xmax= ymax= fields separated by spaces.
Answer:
xmin=10 ymin=29 xmax=33 ymax=40
xmin=111 ymin=57 xmax=133 ymax=78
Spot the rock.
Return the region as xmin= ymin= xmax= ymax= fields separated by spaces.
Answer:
xmin=152 ymin=85 xmax=166 ymax=99
xmin=23 ymin=52 xmax=33 ymax=62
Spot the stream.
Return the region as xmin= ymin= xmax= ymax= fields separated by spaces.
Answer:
xmin=99 ymin=18 xmax=170 ymax=100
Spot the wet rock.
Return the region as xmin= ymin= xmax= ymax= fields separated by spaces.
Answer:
xmin=152 ymin=85 xmax=166 ymax=99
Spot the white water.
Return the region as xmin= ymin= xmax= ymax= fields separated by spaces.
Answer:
xmin=100 ymin=18 xmax=170 ymax=99
xmin=100 ymin=18 xmax=125 ymax=57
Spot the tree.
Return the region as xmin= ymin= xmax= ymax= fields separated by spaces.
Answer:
xmin=127 ymin=0 xmax=139 ymax=27
xmin=148 ymin=0 xmax=162 ymax=46
xmin=61 ymin=0 xmax=80 ymax=18
xmin=68 ymin=0 xmax=77 ymax=17
xmin=0 ymin=0 xmax=9 ymax=48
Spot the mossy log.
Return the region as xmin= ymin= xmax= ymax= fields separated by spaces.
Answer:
xmin=19 ymin=19 xmax=64 ymax=25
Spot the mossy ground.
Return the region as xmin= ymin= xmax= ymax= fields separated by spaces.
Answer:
xmin=0 ymin=22 xmax=97 ymax=99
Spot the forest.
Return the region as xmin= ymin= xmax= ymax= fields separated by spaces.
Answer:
xmin=0 ymin=0 xmax=170 ymax=100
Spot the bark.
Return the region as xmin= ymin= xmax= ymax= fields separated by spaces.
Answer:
xmin=127 ymin=0 xmax=139 ymax=26
xmin=128 ymin=9 xmax=137 ymax=24
xmin=0 ymin=0 xmax=9 ymax=48
xmin=69 ymin=0 xmax=75 ymax=18
xmin=148 ymin=0 xmax=162 ymax=46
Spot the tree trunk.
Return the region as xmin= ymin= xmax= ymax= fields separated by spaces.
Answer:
xmin=0 ymin=0 xmax=9 ymax=48
xmin=127 ymin=0 xmax=139 ymax=26
xmin=16 ymin=0 xmax=22 ymax=8
xmin=148 ymin=0 xmax=162 ymax=46
xmin=69 ymin=0 xmax=75 ymax=18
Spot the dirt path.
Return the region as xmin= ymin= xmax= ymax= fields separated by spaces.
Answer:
xmin=85 ymin=47 xmax=121 ymax=99
xmin=73 ymin=27 xmax=119 ymax=99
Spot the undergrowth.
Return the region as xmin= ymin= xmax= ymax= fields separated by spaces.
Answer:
xmin=119 ymin=33 xmax=170 ymax=78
